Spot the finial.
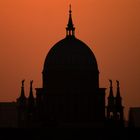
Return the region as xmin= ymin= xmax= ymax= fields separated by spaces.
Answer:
xmin=22 ymin=80 xmax=25 ymax=87
xmin=108 ymin=79 xmax=114 ymax=98
xmin=19 ymin=79 xmax=26 ymax=99
xmin=116 ymin=80 xmax=119 ymax=87
xmin=69 ymin=4 xmax=72 ymax=13
xmin=30 ymin=80 xmax=33 ymax=87
xmin=109 ymin=79 xmax=112 ymax=87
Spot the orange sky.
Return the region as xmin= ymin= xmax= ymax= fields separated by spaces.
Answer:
xmin=0 ymin=0 xmax=140 ymax=119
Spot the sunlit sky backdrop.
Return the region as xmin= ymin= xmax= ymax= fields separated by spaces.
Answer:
xmin=0 ymin=0 xmax=140 ymax=119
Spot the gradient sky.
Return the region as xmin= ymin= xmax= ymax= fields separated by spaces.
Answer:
xmin=0 ymin=0 xmax=140 ymax=119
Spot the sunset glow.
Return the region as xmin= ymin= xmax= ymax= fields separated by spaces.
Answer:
xmin=0 ymin=0 xmax=140 ymax=119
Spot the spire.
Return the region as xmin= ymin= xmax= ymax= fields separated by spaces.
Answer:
xmin=115 ymin=80 xmax=122 ymax=106
xmin=116 ymin=80 xmax=121 ymax=97
xmin=66 ymin=4 xmax=75 ymax=37
xmin=27 ymin=80 xmax=35 ymax=120
xmin=20 ymin=80 xmax=26 ymax=99
xmin=107 ymin=80 xmax=115 ymax=107
xmin=115 ymin=80 xmax=124 ymax=123
xmin=107 ymin=80 xmax=115 ymax=120
xmin=109 ymin=80 xmax=114 ymax=98
xmin=28 ymin=80 xmax=35 ymax=111
xmin=29 ymin=80 xmax=34 ymax=100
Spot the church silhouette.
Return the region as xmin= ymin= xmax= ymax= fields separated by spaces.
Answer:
xmin=17 ymin=6 xmax=124 ymax=128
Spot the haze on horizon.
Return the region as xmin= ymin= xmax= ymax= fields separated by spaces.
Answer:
xmin=0 ymin=0 xmax=140 ymax=119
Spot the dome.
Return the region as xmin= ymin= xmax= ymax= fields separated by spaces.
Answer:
xmin=42 ymin=36 xmax=99 ymax=92
xmin=42 ymin=6 xmax=99 ymax=93
xmin=43 ymin=37 xmax=98 ymax=71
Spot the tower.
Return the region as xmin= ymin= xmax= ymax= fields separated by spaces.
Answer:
xmin=17 ymin=80 xmax=27 ymax=128
xmin=106 ymin=80 xmax=124 ymax=127
xmin=27 ymin=80 xmax=36 ymax=127
xmin=115 ymin=80 xmax=124 ymax=127
xmin=107 ymin=80 xmax=115 ymax=120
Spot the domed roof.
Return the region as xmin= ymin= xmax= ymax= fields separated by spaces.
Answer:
xmin=43 ymin=37 xmax=98 ymax=71
xmin=43 ymin=6 xmax=98 ymax=73
xmin=42 ymin=6 xmax=99 ymax=92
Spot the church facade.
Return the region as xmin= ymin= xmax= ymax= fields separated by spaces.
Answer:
xmin=17 ymin=6 xmax=124 ymax=128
